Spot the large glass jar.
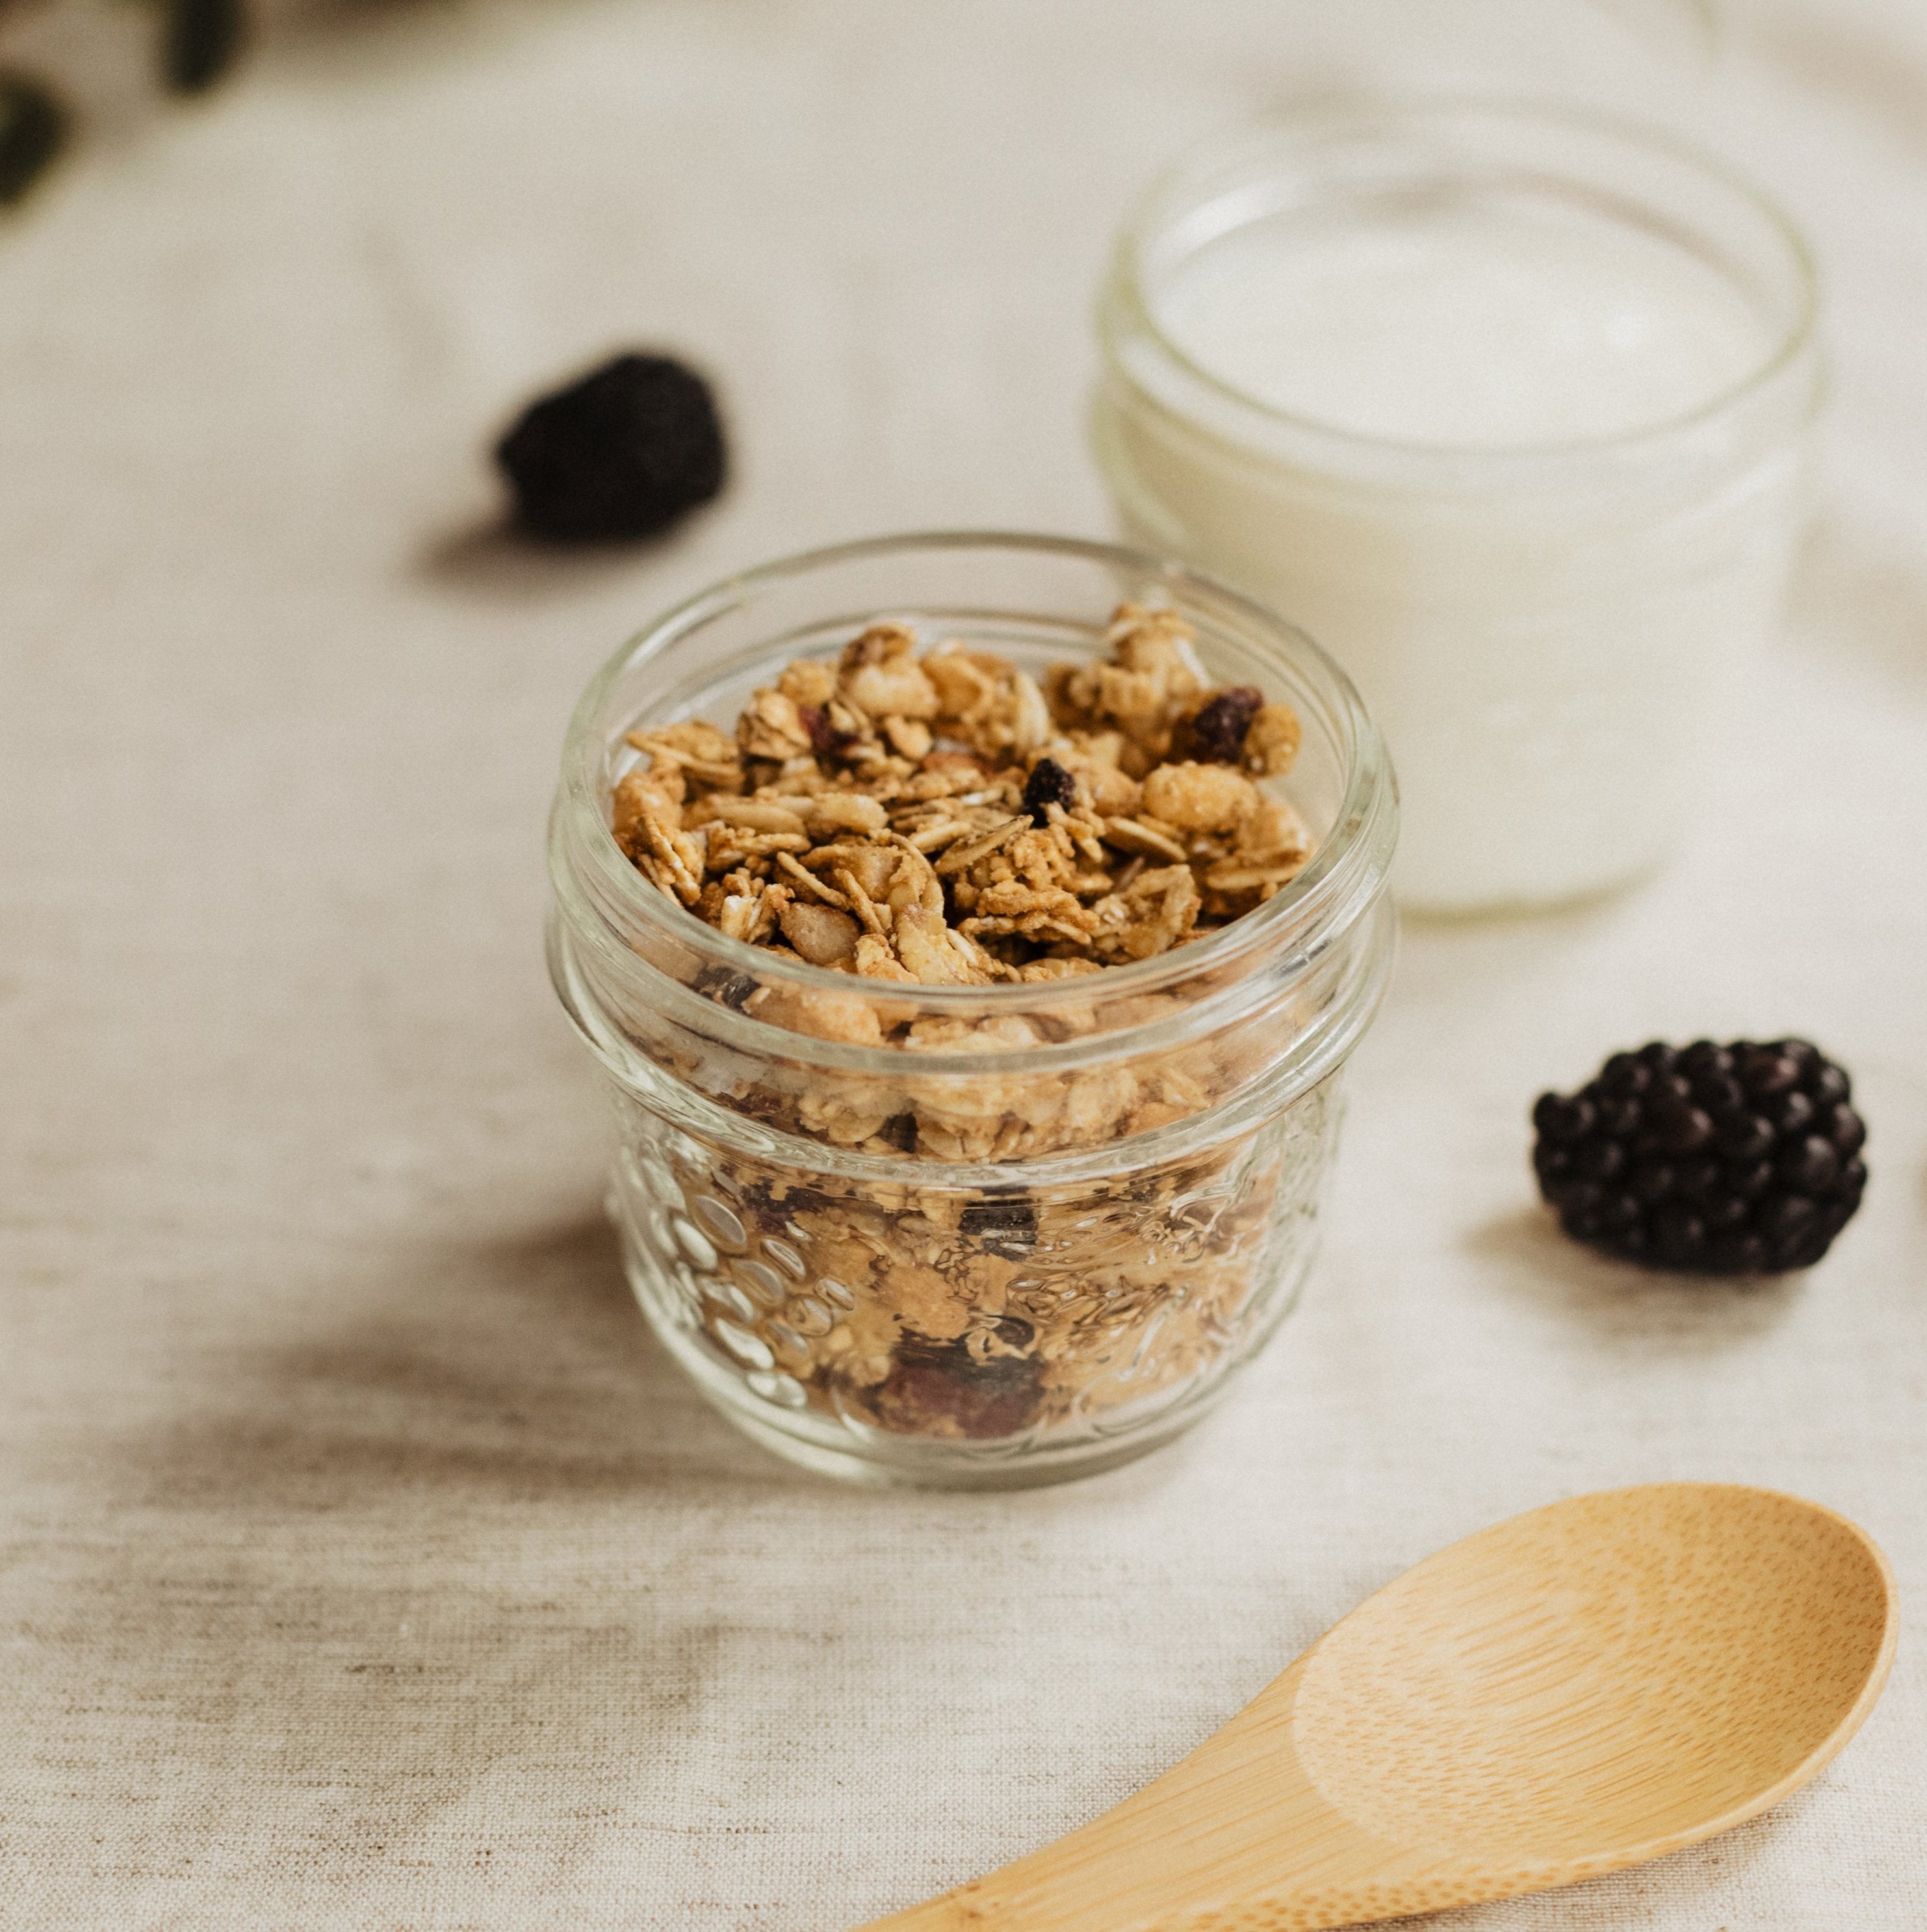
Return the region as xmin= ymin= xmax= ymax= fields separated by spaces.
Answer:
xmin=1093 ymin=102 xmax=1822 ymax=914
xmin=547 ymin=534 xmax=1397 ymax=1488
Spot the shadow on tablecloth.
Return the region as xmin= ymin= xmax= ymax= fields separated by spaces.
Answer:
xmin=129 ymin=1210 xmax=785 ymax=1516
xmin=1466 ymin=1204 xmax=1805 ymax=1357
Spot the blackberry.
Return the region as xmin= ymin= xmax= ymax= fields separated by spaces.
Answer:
xmin=495 ymin=352 xmax=725 ymax=542
xmin=1532 ymin=1039 xmax=1867 ymax=1276
xmin=162 ymin=0 xmax=248 ymax=95
xmin=0 ymin=73 xmax=67 ymax=207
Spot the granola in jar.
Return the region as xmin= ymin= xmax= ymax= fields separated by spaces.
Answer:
xmin=549 ymin=535 xmax=1396 ymax=1485
xmin=615 ymin=607 xmax=1307 ymax=949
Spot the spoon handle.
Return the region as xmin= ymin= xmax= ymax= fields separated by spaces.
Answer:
xmin=847 ymin=1661 xmax=1401 ymax=1932
xmin=851 ymin=1900 xmax=982 ymax=1931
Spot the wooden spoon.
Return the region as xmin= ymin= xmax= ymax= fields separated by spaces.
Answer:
xmin=857 ymin=1484 xmax=1895 ymax=1932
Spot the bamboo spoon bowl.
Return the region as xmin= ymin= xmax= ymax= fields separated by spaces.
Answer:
xmin=858 ymin=1484 xmax=1896 ymax=1932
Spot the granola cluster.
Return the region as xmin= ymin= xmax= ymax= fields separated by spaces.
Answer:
xmin=610 ymin=602 xmax=1310 ymax=991
xmin=603 ymin=603 xmax=1331 ymax=1450
xmin=614 ymin=1092 xmax=1333 ymax=1444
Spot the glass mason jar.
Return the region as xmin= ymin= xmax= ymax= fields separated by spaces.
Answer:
xmin=547 ymin=534 xmax=1397 ymax=1488
xmin=1093 ymin=102 xmax=1822 ymax=914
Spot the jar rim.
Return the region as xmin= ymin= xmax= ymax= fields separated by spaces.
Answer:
xmin=549 ymin=529 xmax=1397 ymax=1074
xmin=1102 ymin=96 xmax=1822 ymax=474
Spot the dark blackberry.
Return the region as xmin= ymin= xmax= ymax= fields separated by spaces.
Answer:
xmin=162 ymin=0 xmax=248 ymax=94
xmin=1531 ymin=1038 xmax=1867 ymax=1276
xmin=0 ymin=73 xmax=67 ymax=207
xmin=495 ymin=352 xmax=725 ymax=541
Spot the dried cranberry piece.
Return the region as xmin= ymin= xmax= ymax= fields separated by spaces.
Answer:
xmin=1021 ymin=757 xmax=1078 ymax=823
xmin=959 ymin=1196 xmax=1037 ymax=1256
xmin=872 ymin=1335 xmax=1043 ymax=1440
xmin=798 ymin=703 xmax=857 ymax=759
xmin=1180 ymin=686 xmax=1264 ymax=763
xmin=692 ymin=962 xmax=758 ymax=1010
xmin=736 ymin=1179 xmax=833 ymax=1233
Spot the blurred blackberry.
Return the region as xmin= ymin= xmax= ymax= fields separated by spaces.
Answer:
xmin=496 ymin=352 xmax=725 ymax=541
xmin=0 ymin=72 xmax=67 ymax=206
xmin=1532 ymin=1038 xmax=1867 ymax=1275
xmin=163 ymin=0 xmax=248 ymax=95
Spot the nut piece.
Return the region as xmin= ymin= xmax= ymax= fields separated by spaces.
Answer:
xmin=839 ymin=624 xmax=940 ymax=720
xmin=1245 ymin=702 xmax=1302 ymax=777
xmin=807 ymin=793 xmax=890 ymax=837
xmin=1104 ymin=816 xmax=1187 ymax=864
xmin=1089 ymin=864 xmax=1200 ymax=962
xmin=779 ymin=900 xmax=861 ymax=967
xmin=623 ymin=719 xmax=742 ymax=793
xmin=610 ymin=762 xmax=683 ymax=853
xmin=1140 ymin=761 xmax=1260 ymax=834
xmin=779 ymin=659 xmax=837 ymax=708
xmin=738 ymin=688 xmax=815 ymax=762
xmin=690 ymin=797 xmax=808 ymax=835
xmin=1008 ymin=672 xmax=1051 ymax=754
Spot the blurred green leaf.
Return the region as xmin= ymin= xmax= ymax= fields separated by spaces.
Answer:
xmin=0 ymin=71 xmax=66 ymax=207
xmin=162 ymin=0 xmax=247 ymax=95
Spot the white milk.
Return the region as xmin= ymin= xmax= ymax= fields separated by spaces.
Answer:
xmin=1160 ymin=203 xmax=1769 ymax=450
xmin=1094 ymin=109 xmax=1821 ymax=911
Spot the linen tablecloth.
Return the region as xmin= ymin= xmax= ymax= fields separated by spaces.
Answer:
xmin=3 ymin=1 xmax=1924 ymax=1925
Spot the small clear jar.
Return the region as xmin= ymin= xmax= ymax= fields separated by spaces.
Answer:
xmin=1093 ymin=102 xmax=1822 ymax=914
xmin=547 ymin=534 xmax=1397 ymax=1488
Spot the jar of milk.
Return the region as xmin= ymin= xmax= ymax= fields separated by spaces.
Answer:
xmin=1093 ymin=102 xmax=1822 ymax=913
